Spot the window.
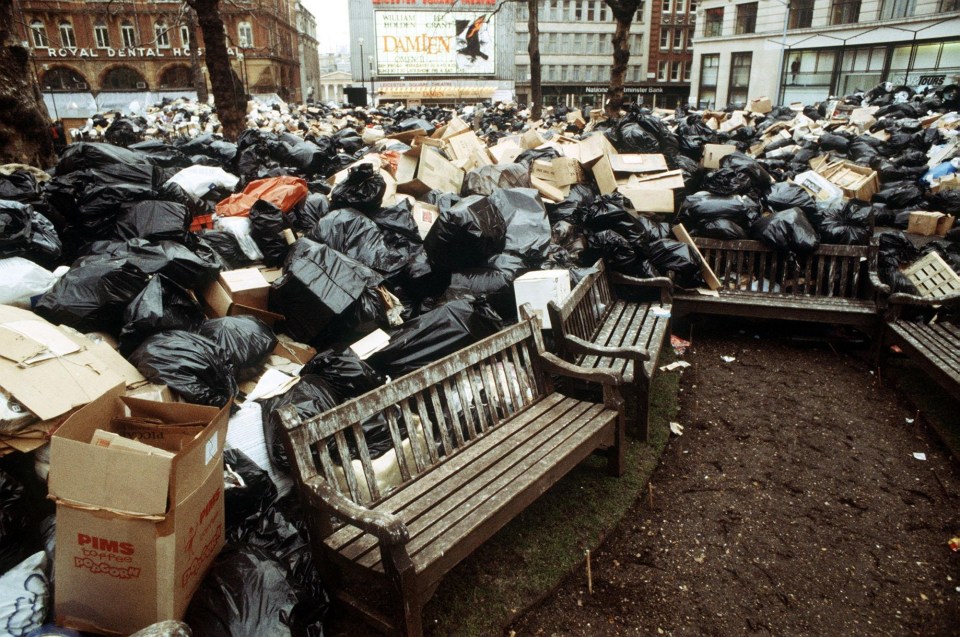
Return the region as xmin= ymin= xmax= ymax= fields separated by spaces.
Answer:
xmin=789 ymin=0 xmax=814 ymax=28
xmin=575 ymin=2 xmax=583 ymax=20
xmin=674 ymin=28 xmax=684 ymax=51
xmin=121 ymin=21 xmax=136 ymax=48
xmin=704 ymin=8 xmax=723 ymax=37
xmin=880 ymin=0 xmax=915 ymax=18
xmin=30 ymin=20 xmax=47 ymax=47
xmin=684 ymin=62 xmax=691 ymax=81
xmin=180 ymin=25 xmax=190 ymax=48
xmin=94 ymin=23 xmax=110 ymax=48
xmin=517 ymin=64 xmax=529 ymax=80
xmin=728 ymin=52 xmax=752 ymax=105
xmin=154 ymin=22 xmax=170 ymax=48
xmin=587 ymin=2 xmax=595 ymax=20
xmin=686 ymin=27 xmax=694 ymax=50
xmin=940 ymin=0 xmax=960 ymax=9
xmin=600 ymin=3 xmax=608 ymax=19
xmin=59 ymin=21 xmax=76 ymax=48
xmin=658 ymin=60 xmax=668 ymax=80
xmin=671 ymin=61 xmax=681 ymax=81
xmin=159 ymin=65 xmax=192 ymax=89
xmin=238 ymin=21 xmax=253 ymax=48
xmin=585 ymin=65 xmax=595 ymax=81
xmin=660 ymin=28 xmax=670 ymax=49
xmin=831 ymin=0 xmax=861 ymax=24
xmin=735 ymin=2 xmax=757 ymax=34
xmin=561 ymin=65 xmax=568 ymax=81
xmin=101 ymin=66 xmax=147 ymax=90
xmin=42 ymin=67 xmax=87 ymax=91
xmin=698 ymin=53 xmax=719 ymax=108
xmin=549 ymin=0 xmax=559 ymax=21
xmin=662 ymin=0 xmax=672 ymax=13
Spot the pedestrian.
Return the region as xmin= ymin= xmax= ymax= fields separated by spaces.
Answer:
xmin=50 ymin=120 xmax=67 ymax=155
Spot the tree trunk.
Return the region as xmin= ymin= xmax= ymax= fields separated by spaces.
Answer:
xmin=606 ymin=13 xmax=631 ymax=117
xmin=185 ymin=8 xmax=208 ymax=103
xmin=527 ymin=0 xmax=542 ymax=121
xmin=0 ymin=0 xmax=56 ymax=167
xmin=188 ymin=0 xmax=246 ymax=140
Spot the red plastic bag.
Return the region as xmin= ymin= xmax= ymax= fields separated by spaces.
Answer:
xmin=216 ymin=176 xmax=309 ymax=217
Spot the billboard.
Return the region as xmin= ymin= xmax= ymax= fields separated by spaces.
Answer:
xmin=374 ymin=11 xmax=495 ymax=76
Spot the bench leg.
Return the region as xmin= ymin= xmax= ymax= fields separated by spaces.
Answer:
xmin=382 ymin=544 xmax=424 ymax=637
xmin=603 ymin=385 xmax=626 ymax=477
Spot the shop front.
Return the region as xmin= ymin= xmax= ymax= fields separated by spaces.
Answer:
xmin=517 ymin=83 xmax=690 ymax=111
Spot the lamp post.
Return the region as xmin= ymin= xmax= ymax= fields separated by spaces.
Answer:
xmin=358 ymin=37 xmax=366 ymax=104
xmin=368 ymin=55 xmax=375 ymax=106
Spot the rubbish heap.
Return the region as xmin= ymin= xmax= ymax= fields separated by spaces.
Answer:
xmin=0 ymin=80 xmax=957 ymax=635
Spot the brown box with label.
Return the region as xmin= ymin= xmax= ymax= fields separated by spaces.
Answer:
xmin=50 ymin=387 xmax=229 ymax=635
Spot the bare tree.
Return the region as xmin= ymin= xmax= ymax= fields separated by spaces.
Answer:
xmin=603 ymin=0 xmax=641 ymax=117
xmin=527 ymin=0 xmax=541 ymax=120
xmin=0 ymin=0 xmax=55 ymax=167
xmin=184 ymin=0 xmax=246 ymax=139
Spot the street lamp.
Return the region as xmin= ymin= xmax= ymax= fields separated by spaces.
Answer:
xmin=368 ymin=55 xmax=375 ymax=106
xmin=358 ymin=37 xmax=366 ymax=104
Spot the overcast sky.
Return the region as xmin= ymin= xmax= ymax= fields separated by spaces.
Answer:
xmin=302 ymin=0 xmax=351 ymax=53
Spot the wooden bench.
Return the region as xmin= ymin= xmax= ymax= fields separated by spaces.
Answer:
xmin=279 ymin=313 xmax=626 ymax=637
xmin=671 ymin=238 xmax=884 ymax=334
xmin=547 ymin=259 xmax=672 ymax=441
xmin=882 ymin=291 xmax=960 ymax=399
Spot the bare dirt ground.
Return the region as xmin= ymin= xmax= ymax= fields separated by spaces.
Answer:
xmin=511 ymin=320 xmax=960 ymax=637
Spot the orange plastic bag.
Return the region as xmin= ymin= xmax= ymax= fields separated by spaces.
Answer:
xmin=215 ymin=176 xmax=309 ymax=217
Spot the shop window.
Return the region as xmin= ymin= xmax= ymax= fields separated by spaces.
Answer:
xmin=121 ymin=21 xmax=136 ymax=48
xmin=102 ymin=66 xmax=147 ymax=90
xmin=831 ymin=0 xmax=860 ymax=24
xmin=880 ymin=0 xmax=915 ymax=19
xmin=735 ymin=2 xmax=757 ymax=34
xmin=728 ymin=52 xmax=752 ymax=105
xmin=698 ymin=53 xmax=719 ymax=108
xmin=155 ymin=21 xmax=170 ymax=48
xmin=704 ymin=8 xmax=723 ymax=37
xmin=42 ymin=66 xmax=87 ymax=91
xmin=159 ymin=65 xmax=192 ymax=89
xmin=789 ymin=0 xmax=814 ymax=28
xmin=30 ymin=20 xmax=48 ymax=47
xmin=59 ymin=21 xmax=76 ymax=48
xmin=94 ymin=23 xmax=110 ymax=48
xmin=238 ymin=21 xmax=253 ymax=48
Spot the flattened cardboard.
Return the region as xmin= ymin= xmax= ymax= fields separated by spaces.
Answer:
xmin=531 ymin=157 xmax=585 ymax=187
xmin=591 ymin=153 xmax=619 ymax=195
xmin=618 ymin=186 xmax=675 ymax=214
xmin=747 ymin=97 xmax=773 ymax=114
xmin=490 ymin=142 xmax=523 ymax=165
xmin=530 ymin=175 xmax=568 ymax=202
xmin=701 ymin=144 xmax=737 ymax=169
xmin=609 ymin=154 xmax=668 ymax=174
xmin=218 ymin=268 xmax=269 ymax=309
xmin=200 ymin=279 xmax=284 ymax=327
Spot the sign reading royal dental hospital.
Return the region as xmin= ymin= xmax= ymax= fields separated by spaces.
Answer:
xmin=375 ymin=11 xmax=495 ymax=76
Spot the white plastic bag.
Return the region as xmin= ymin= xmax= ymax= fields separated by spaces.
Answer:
xmin=0 ymin=551 xmax=49 ymax=635
xmin=167 ymin=165 xmax=240 ymax=198
xmin=215 ymin=216 xmax=264 ymax=261
xmin=0 ymin=258 xmax=58 ymax=308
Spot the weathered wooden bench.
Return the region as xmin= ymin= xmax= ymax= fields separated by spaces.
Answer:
xmin=547 ymin=259 xmax=672 ymax=441
xmin=279 ymin=313 xmax=626 ymax=637
xmin=882 ymin=291 xmax=960 ymax=399
xmin=671 ymin=238 xmax=884 ymax=335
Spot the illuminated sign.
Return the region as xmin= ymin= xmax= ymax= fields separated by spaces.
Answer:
xmin=374 ymin=11 xmax=495 ymax=76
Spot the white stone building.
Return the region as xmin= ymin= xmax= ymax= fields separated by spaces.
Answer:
xmin=688 ymin=0 xmax=960 ymax=109
xmin=318 ymin=70 xmax=351 ymax=105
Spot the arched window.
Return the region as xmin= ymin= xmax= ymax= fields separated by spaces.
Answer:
xmin=30 ymin=20 xmax=48 ymax=47
xmin=94 ymin=22 xmax=110 ymax=48
xmin=101 ymin=66 xmax=147 ymax=91
xmin=158 ymin=65 xmax=192 ymax=89
xmin=238 ymin=21 xmax=253 ymax=48
xmin=155 ymin=21 xmax=170 ymax=48
xmin=42 ymin=67 xmax=87 ymax=91
xmin=59 ymin=21 xmax=76 ymax=48
xmin=120 ymin=20 xmax=136 ymax=48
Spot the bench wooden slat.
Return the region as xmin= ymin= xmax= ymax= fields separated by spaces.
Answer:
xmin=352 ymin=421 xmax=381 ymax=502
xmin=896 ymin=322 xmax=960 ymax=377
xmin=412 ymin=397 xmax=440 ymax=466
xmin=335 ymin=429 xmax=364 ymax=502
xmin=428 ymin=384 xmax=453 ymax=458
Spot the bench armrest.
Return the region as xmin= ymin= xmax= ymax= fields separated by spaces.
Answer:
xmin=539 ymin=351 xmax=622 ymax=386
xmin=304 ymin=475 xmax=410 ymax=546
xmin=609 ymin=273 xmax=674 ymax=302
xmin=563 ymin=334 xmax=651 ymax=362
xmin=889 ymin=292 xmax=960 ymax=308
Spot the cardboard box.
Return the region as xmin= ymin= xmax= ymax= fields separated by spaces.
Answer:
xmin=747 ymin=97 xmax=773 ymax=114
xmin=563 ymin=134 xmax=616 ymax=166
xmin=616 ymin=170 xmax=684 ymax=214
xmin=396 ymin=147 xmax=464 ymax=198
xmin=201 ymin=278 xmax=284 ymax=326
xmin=701 ymin=144 xmax=737 ymax=169
xmin=816 ymin=160 xmax=879 ymax=200
xmin=608 ymin=153 xmax=669 ymax=175
xmin=907 ymin=211 xmax=950 ymax=236
xmin=50 ymin=388 xmax=229 ymax=635
xmin=793 ymin=171 xmax=844 ymax=208
xmin=412 ymin=201 xmax=440 ymax=239
xmin=531 ymin=156 xmax=585 ymax=187
xmin=530 ymin=175 xmax=569 ymax=202
xmin=591 ymin=153 xmax=619 ymax=195
xmin=514 ymin=270 xmax=572 ymax=329
xmin=218 ymin=268 xmax=269 ymax=309
xmin=489 ymin=141 xmax=523 ymax=165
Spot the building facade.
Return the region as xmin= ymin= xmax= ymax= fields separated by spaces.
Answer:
xmin=319 ymin=70 xmax=352 ymax=104
xmin=645 ymin=0 xmax=696 ymax=107
xmin=15 ymin=0 xmax=310 ymax=120
xmin=689 ymin=0 xmax=960 ymax=109
xmin=296 ymin=1 xmax=321 ymax=102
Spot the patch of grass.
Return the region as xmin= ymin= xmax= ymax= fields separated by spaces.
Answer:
xmin=884 ymin=357 xmax=960 ymax=458
xmin=421 ymin=352 xmax=681 ymax=636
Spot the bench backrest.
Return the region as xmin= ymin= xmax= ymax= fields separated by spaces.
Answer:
xmin=548 ymin=260 xmax=614 ymax=360
xmin=694 ymin=238 xmax=873 ymax=299
xmin=281 ymin=317 xmax=550 ymax=507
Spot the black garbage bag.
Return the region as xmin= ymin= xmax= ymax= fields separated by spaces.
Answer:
xmin=877 ymin=231 xmax=920 ymax=270
xmin=261 ymin=375 xmax=340 ymax=472
xmin=928 ymin=190 xmax=960 ymax=216
xmin=461 ymin=164 xmax=531 ymax=197
xmin=198 ymin=230 xmax=255 ymax=270
xmin=848 ymin=136 xmax=882 ymax=161
xmin=694 ymin=218 xmax=749 ymax=240
xmin=872 ymin=181 xmax=925 ymax=209
xmin=129 ymin=331 xmax=238 ymax=407
xmin=488 ymin=188 xmax=551 ymax=264
xmin=119 ymin=275 xmax=206 ymax=356
xmin=301 ymin=347 xmax=386 ymax=401
xmin=56 ymin=142 xmax=149 ymax=175
xmin=718 ymin=152 xmax=773 ymax=196
xmin=289 ymin=193 xmax=330 ymax=234
xmin=765 ymin=181 xmax=818 ymax=220
xmin=582 ymin=229 xmax=659 ymax=278
xmin=448 ymin=253 xmax=527 ymax=321
xmin=23 ymin=207 xmax=61 ymax=265
xmin=423 ymin=189 xmax=462 ymax=209
xmin=818 ymin=199 xmax=873 ymax=245
xmin=678 ymin=191 xmax=762 ymax=233
xmin=330 ymin=164 xmax=386 ymax=215
xmin=35 ymin=256 xmax=150 ymax=333
xmin=547 ymin=183 xmax=596 ymax=225
xmin=276 ymin=137 xmax=332 ymax=175
xmin=224 ymin=449 xmax=278 ymax=530
xmin=513 ymin=146 xmax=560 ymax=167
xmin=607 ymin=122 xmax=659 ymax=154
xmin=580 ymin=193 xmax=653 ymax=247
xmin=0 ymin=469 xmax=32 ymax=576
xmin=750 ymin=208 xmax=820 ymax=253
xmin=424 ymin=194 xmax=507 ymax=271
xmin=129 ymin=140 xmax=191 ymax=168
xmin=702 ymin=167 xmax=753 ymax=196
xmin=0 ymin=200 xmax=31 ymax=254
xmin=200 ymin=316 xmax=278 ymax=376
xmin=104 ymin=118 xmax=144 ymax=147
xmin=0 ymin=171 xmax=38 ymax=203
xmin=250 ymin=200 xmax=290 ymax=268
xmin=270 ymin=239 xmax=385 ymax=345
xmin=84 ymin=238 xmax=221 ymax=290
xmin=646 ymin=238 xmax=702 ymax=288
xmin=368 ymin=297 xmax=503 ymax=378
xmin=307 ymin=207 xmax=408 ymax=278
xmin=819 ymin=133 xmax=850 ymax=153
xmin=880 ymin=267 xmax=918 ymax=294
xmin=397 ymin=117 xmax=435 ymax=136
xmin=76 ymin=182 xmax=158 ymax=240
xmin=115 ymin=200 xmax=190 ymax=243
xmin=184 ymin=545 xmax=327 ymax=637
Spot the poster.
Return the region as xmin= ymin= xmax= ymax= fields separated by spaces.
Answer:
xmin=375 ymin=11 xmax=495 ymax=76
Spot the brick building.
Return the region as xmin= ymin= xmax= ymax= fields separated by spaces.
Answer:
xmin=14 ymin=0 xmax=310 ymax=119
xmin=646 ymin=0 xmax=695 ymax=108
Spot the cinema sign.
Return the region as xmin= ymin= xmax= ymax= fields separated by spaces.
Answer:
xmin=375 ymin=11 xmax=495 ymax=76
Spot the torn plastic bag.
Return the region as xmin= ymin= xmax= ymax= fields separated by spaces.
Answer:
xmin=0 ymin=257 xmax=57 ymax=308
xmin=582 ymin=230 xmax=658 ymax=278
xmin=56 ymin=142 xmax=149 ymax=175
xmin=489 ymin=188 xmax=551 ymax=264
xmin=368 ymin=297 xmax=503 ymax=378
xmin=119 ymin=275 xmax=206 ymax=356
xmin=329 ymin=163 xmax=386 ymax=215
xmin=216 ymin=176 xmax=309 ymax=218
xmin=678 ymin=191 xmax=762 ymax=233
xmin=216 ymin=216 xmax=265 ymax=262
xmin=114 ymin=200 xmax=190 ymax=243
xmin=702 ymin=167 xmax=753 ymax=196
xmin=129 ymin=330 xmax=238 ymax=407
xmin=249 ymin=200 xmax=290 ymax=268
xmin=261 ymin=375 xmax=340 ymax=472
xmin=270 ymin=239 xmax=385 ymax=345
xmin=224 ymin=449 xmax=278 ymax=531
xmin=184 ymin=545 xmax=326 ymax=637
xmin=547 ymin=183 xmax=596 ymax=225
xmin=200 ymin=316 xmax=278 ymax=377
xmin=750 ymin=208 xmax=820 ymax=253
xmin=765 ymin=181 xmax=818 ymax=220
xmin=0 ymin=470 xmax=32 ymax=575
xmin=872 ymin=181 xmax=924 ymax=209
xmin=461 ymin=164 xmax=531 ymax=197
xmin=166 ymin=165 xmax=240 ymax=199
xmin=198 ymin=230 xmax=256 ymax=270
xmin=818 ymin=199 xmax=873 ymax=245
xmin=448 ymin=253 xmax=527 ymax=321
xmin=646 ymin=238 xmax=703 ymax=288
xmin=84 ymin=238 xmax=221 ymax=290
xmin=35 ymin=257 xmax=149 ymax=333
xmin=423 ymin=194 xmax=507 ymax=271
xmin=301 ymin=347 xmax=386 ymax=401
xmin=0 ymin=552 xmax=48 ymax=636
xmin=288 ymin=193 xmax=330 ymax=234
xmin=306 ymin=207 xmax=408 ymax=279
